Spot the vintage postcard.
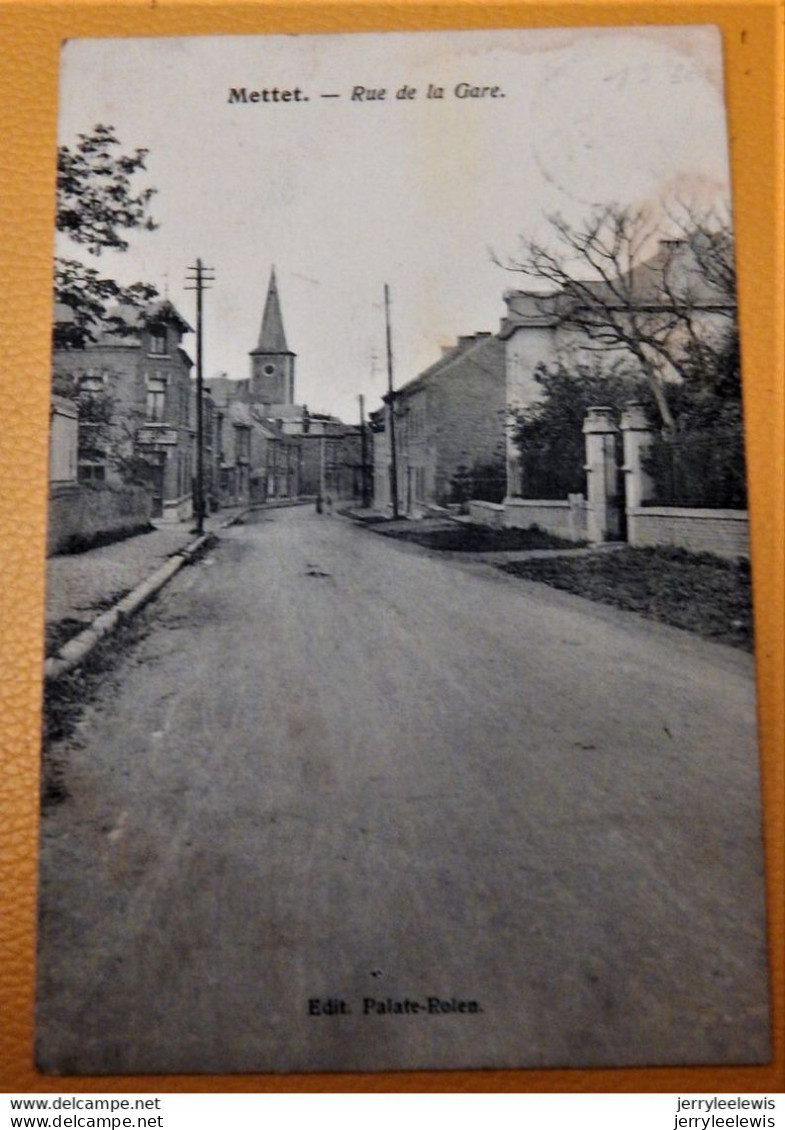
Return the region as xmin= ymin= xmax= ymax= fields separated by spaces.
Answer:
xmin=36 ymin=26 xmax=770 ymax=1075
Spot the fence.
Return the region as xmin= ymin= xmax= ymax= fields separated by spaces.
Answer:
xmin=472 ymin=404 xmax=748 ymax=559
xmin=642 ymin=428 xmax=747 ymax=509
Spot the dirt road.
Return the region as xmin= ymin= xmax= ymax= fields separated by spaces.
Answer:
xmin=36 ymin=506 xmax=770 ymax=1074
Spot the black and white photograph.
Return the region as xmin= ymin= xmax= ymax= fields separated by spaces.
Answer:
xmin=37 ymin=26 xmax=770 ymax=1076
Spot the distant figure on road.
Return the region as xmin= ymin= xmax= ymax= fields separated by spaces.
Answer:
xmin=315 ymin=493 xmax=323 ymax=514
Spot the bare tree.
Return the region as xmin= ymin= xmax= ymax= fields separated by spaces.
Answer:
xmin=496 ymin=203 xmax=736 ymax=431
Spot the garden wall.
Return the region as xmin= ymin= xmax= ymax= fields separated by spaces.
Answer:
xmin=627 ymin=506 xmax=749 ymax=560
xmin=48 ymin=483 xmax=153 ymax=556
xmin=502 ymin=495 xmax=587 ymax=542
xmin=467 ymin=500 xmax=505 ymax=529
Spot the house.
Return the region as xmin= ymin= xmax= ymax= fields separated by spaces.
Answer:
xmin=52 ymin=299 xmax=195 ymax=521
xmin=299 ymin=413 xmax=366 ymax=501
xmin=198 ymin=386 xmax=222 ymax=513
xmin=500 ymin=235 xmax=736 ymax=497
xmin=210 ymin=394 xmax=302 ymax=506
xmin=217 ymin=399 xmax=253 ymax=507
xmin=249 ymin=406 xmax=302 ymax=501
xmin=373 ymin=332 xmax=506 ymax=516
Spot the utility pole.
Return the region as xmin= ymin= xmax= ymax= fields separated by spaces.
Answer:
xmin=320 ymin=431 xmax=326 ymax=500
xmin=358 ymin=393 xmax=371 ymax=508
xmin=185 ymin=258 xmax=215 ymax=535
xmin=384 ymin=284 xmax=399 ymax=519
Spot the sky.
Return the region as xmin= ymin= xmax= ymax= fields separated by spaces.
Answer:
xmin=57 ymin=27 xmax=731 ymax=422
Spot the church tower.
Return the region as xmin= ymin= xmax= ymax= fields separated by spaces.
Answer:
xmin=249 ymin=268 xmax=296 ymax=405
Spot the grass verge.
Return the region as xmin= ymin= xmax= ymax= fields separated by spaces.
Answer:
xmin=41 ymin=615 xmax=151 ymax=808
xmin=45 ymin=590 xmax=131 ymax=658
xmin=500 ymin=546 xmax=752 ymax=649
xmin=376 ymin=522 xmax=579 ymax=552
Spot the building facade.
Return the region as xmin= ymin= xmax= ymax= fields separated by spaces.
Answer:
xmin=52 ymin=300 xmax=196 ymax=521
xmin=299 ymin=415 xmax=366 ymax=501
xmin=373 ymin=332 xmax=506 ymax=516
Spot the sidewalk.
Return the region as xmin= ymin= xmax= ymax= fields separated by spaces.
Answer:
xmin=45 ymin=508 xmax=246 ymax=642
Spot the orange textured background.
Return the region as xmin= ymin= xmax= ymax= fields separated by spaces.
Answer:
xmin=0 ymin=0 xmax=782 ymax=1094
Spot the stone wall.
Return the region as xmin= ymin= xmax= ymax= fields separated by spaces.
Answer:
xmin=460 ymin=495 xmax=591 ymax=540
xmin=504 ymin=495 xmax=587 ymax=541
xmin=628 ymin=507 xmax=749 ymax=560
xmin=467 ymin=500 xmax=505 ymax=529
xmin=48 ymin=483 xmax=153 ymax=556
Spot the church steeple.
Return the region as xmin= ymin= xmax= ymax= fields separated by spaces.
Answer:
xmin=249 ymin=267 xmax=296 ymax=405
xmin=255 ymin=267 xmax=289 ymax=353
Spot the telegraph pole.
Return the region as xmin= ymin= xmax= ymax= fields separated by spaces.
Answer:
xmin=358 ymin=393 xmax=371 ymax=508
xmin=384 ymin=284 xmax=399 ymax=519
xmin=320 ymin=431 xmax=326 ymax=501
xmin=185 ymin=258 xmax=215 ymax=535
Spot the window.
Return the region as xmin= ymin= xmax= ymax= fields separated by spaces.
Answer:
xmin=146 ymin=373 xmax=167 ymax=422
xmin=79 ymin=368 xmax=108 ymax=395
xmin=78 ymin=460 xmax=106 ymax=484
xmin=409 ymin=404 xmax=425 ymax=440
xmin=263 ymin=363 xmax=275 ymax=375
xmin=149 ymin=326 xmax=167 ymax=355
xmin=235 ymin=426 xmax=250 ymax=461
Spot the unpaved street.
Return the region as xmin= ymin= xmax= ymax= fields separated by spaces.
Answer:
xmin=37 ymin=507 xmax=770 ymax=1074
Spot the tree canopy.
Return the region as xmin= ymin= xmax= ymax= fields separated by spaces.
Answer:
xmin=54 ymin=124 xmax=158 ymax=349
xmin=511 ymin=361 xmax=651 ymax=499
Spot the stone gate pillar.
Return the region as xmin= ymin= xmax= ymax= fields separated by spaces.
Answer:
xmin=583 ymin=406 xmax=620 ymax=543
xmin=620 ymin=402 xmax=655 ymax=510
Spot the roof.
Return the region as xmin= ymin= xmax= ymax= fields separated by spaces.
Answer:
xmin=387 ymin=332 xmax=501 ymax=401
xmin=208 ymin=375 xmax=248 ymax=407
xmin=250 ymin=267 xmax=293 ymax=356
xmin=226 ymin=400 xmax=295 ymax=441
xmin=249 ymin=405 xmax=290 ymax=439
xmin=53 ymin=298 xmax=193 ymax=345
xmin=622 ymin=237 xmax=732 ymax=306
xmin=500 ymin=236 xmax=735 ymax=339
xmin=226 ymin=401 xmax=255 ymax=427
xmin=140 ymin=299 xmax=193 ymax=333
xmin=264 ymin=403 xmax=305 ymax=420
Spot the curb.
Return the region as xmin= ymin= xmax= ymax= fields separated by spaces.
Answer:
xmin=43 ymin=521 xmax=234 ymax=682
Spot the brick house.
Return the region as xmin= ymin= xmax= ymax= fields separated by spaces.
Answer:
xmin=373 ymin=332 xmax=506 ymax=515
xmin=52 ymin=299 xmax=196 ymax=521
